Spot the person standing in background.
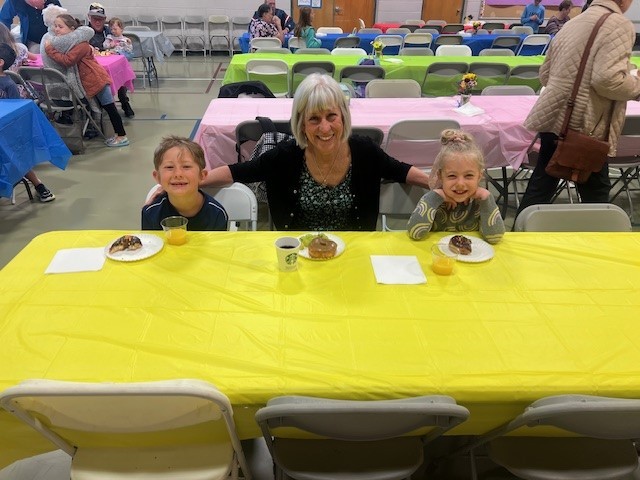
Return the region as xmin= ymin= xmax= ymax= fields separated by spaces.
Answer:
xmin=0 ymin=0 xmax=61 ymax=52
xmin=521 ymin=0 xmax=545 ymax=33
xmin=86 ymin=3 xmax=134 ymax=118
xmin=545 ymin=0 xmax=572 ymax=35
xmin=253 ymin=0 xmax=294 ymax=35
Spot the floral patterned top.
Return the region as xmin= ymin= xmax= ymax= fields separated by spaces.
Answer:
xmin=249 ymin=18 xmax=279 ymax=39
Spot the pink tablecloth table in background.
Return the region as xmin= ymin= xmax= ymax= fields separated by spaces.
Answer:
xmin=30 ymin=54 xmax=135 ymax=96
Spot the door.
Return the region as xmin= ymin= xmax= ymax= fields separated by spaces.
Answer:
xmin=422 ymin=0 xmax=465 ymax=24
xmin=291 ymin=0 xmax=375 ymax=34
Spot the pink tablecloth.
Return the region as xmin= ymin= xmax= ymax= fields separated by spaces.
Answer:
xmin=30 ymin=54 xmax=135 ymax=96
xmin=194 ymin=97 xmax=640 ymax=171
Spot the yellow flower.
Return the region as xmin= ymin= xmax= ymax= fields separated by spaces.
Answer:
xmin=472 ymin=21 xmax=482 ymax=29
xmin=371 ymin=40 xmax=383 ymax=51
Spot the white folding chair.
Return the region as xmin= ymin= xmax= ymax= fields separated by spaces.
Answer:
xmin=204 ymin=183 xmax=258 ymax=231
xmin=249 ymin=36 xmax=282 ymax=52
xmin=245 ymin=59 xmax=289 ymax=97
xmin=481 ymin=85 xmax=535 ymax=95
xmin=512 ymin=25 xmax=534 ymax=35
xmin=287 ymin=36 xmax=305 ymax=50
xmin=402 ymin=32 xmax=432 ymax=49
xmin=160 ymin=16 xmax=184 ymax=55
xmin=230 ymin=17 xmax=252 ymax=54
xmin=514 ymin=204 xmax=632 ymax=232
xmin=136 ymin=15 xmax=159 ymax=30
xmin=365 ymin=79 xmax=422 ymax=98
xmin=516 ymin=34 xmax=551 ymax=55
xmin=0 ymin=379 xmax=252 ymax=480
xmin=479 ymin=48 xmax=515 ymax=56
xmin=208 ymin=15 xmax=231 ymax=55
xmin=404 ymin=19 xmax=426 ymax=26
xmin=379 ymin=182 xmax=428 ymax=231
xmin=385 ymin=119 xmax=461 ymax=166
xmin=316 ymin=26 xmax=343 ymax=34
xmin=373 ymin=34 xmax=404 ymax=53
xmin=331 ymin=47 xmax=367 ymax=56
xmin=435 ymin=44 xmax=472 ymax=56
xmin=183 ymin=16 xmax=207 ymax=56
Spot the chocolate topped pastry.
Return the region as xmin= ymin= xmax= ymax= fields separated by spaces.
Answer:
xmin=109 ymin=235 xmax=143 ymax=254
xmin=449 ymin=235 xmax=472 ymax=255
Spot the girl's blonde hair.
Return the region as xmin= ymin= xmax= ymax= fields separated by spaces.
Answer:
xmin=108 ymin=17 xmax=124 ymax=30
xmin=430 ymin=129 xmax=484 ymax=189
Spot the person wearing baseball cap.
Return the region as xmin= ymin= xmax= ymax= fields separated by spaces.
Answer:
xmin=87 ymin=2 xmax=135 ymax=118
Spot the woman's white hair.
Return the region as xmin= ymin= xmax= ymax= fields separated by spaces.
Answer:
xmin=291 ymin=73 xmax=352 ymax=149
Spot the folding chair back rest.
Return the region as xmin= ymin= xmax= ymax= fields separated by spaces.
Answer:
xmin=204 ymin=183 xmax=258 ymax=231
xmin=514 ymin=204 xmax=631 ymax=232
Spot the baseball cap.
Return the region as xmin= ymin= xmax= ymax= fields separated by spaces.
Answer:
xmin=88 ymin=3 xmax=106 ymax=18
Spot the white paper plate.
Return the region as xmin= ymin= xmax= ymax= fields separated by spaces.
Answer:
xmin=438 ymin=234 xmax=494 ymax=263
xmin=383 ymin=57 xmax=403 ymax=64
xmin=104 ymin=234 xmax=164 ymax=262
xmin=298 ymin=233 xmax=345 ymax=260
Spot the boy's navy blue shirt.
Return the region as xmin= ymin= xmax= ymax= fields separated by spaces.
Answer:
xmin=141 ymin=190 xmax=228 ymax=231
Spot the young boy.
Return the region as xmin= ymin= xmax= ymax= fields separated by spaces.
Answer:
xmin=142 ymin=136 xmax=228 ymax=231
xmin=1 ymin=43 xmax=56 ymax=202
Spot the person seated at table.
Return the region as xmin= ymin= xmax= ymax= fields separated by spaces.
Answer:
xmin=87 ymin=3 xmax=134 ymax=118
xmin=253 ymin=0 xmax=294 ymax=35
xmin=142 ymin=136 xmax=228 ymax=231
xmin=249 ymin=3 xmax=284 ymax=44
xmin=544 ymin=0 xmax=572 ymax=35
xmin=103 ymin=17 xmax=133 ymax=59
xmin=0 ymin=23 xmax=36 ymax=70
xmin=0 ymin=44 xmax=56 ymax=201
xmin=293 ymin=7 xmax=321 ymax=49
xmin=407 ymin=129 xmax=505 ymax=243
xmin=45 ymin=14 xmax=129 ymax=147
xmin=199 ymin=73 xmax=432 ymax=231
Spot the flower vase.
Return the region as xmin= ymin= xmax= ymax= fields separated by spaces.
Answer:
xmin=374 ymin=49 xmax=383 ymax=60
xmin=459 ymin=93 xmax=471 ymax=107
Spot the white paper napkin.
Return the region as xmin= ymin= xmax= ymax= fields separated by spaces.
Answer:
xmin=370 ymin=255 xmax=427 ymax=285
xmin=45 ymin=248 xmax=106 ymax=274
xmin=454 ymin=102 xmax=486 ymax=117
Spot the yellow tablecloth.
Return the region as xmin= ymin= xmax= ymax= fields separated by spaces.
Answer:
xmin=1 ymin=230 xmax=640 ymax=466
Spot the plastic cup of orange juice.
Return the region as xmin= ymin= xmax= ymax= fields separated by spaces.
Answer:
xmin=160 ymin=216 xmax=188 ymax=245
xmin=431 ymin=244 xmax=457 ymax=275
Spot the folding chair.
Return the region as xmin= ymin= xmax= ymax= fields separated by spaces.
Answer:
xmin=481 ymin=85 xmax=535 ymax=95
xmin=399 ymin=47 xmax=433 ymax=56
xmin=183 ymin=16 xmax=207 ymax=56
xmin=339 ymin=65 xmax=385 ymax=98
xmin=416 ymin=27 xmax=441 ymax=35
xmin=511 ymin=25 xmax=534 ymax=35
xmin=508 ymin=64 xmax=541 ymax=92
xmin=246 ymin=59 xmax=289 ymax=97
xmin=421 ymin=62 xmax=468 ymax=96
xmin=468 ymin=62 xmax=510 ymax=92
xmin=373 ymin=34 xmax=404 ymax=54
xmin=203 ymin=183 xmax=259 ymax=231
xmin=475 ymin=29 xmax=490 ymax=35
xmin=160 ymin=16 xmax=184 ymax=55
xmin=256 ymin=394 xmax=469 ymax=480
xmin=118 ymin=15 xmax=135 ymax=28
xmin=516 ymin=34 xmax=551 ymax=55
xmin=331 ymin=47 xmax=367 ymax=56
xmin=124 ymin=32 xmax=157 ymax=88
xmin=0 ymin=379 xmax=252 ymax=480
xmin=124 ymin=26 xmax=151 ymax=32
xmin=385 ymin=119 xmax=461 ymax=166
xmin=456 ymin=395 xmax=640 ymax=480
xmin=255 ymin=48 xmax=291 ymax=54
xmin=399 ymin=24 xmax=419 ymax=32
xmin=514 ymin=204 xmax=632 ymax=232
xmin=317 ymin=27 xmax=343 ymax=34
xmin=287 ymin=37 xmax=305 ymax=50
xmin=208 ymin=15 xmax=231 ymax=55
xmin=351 ymin=126 xmax=384 ymax=146
xmin=386 ymin=27 xmax=411 ymax=35
xmin=402 ymin=32 xmax=432 ymax=49
xmin=136 ymin=15 xmax=159 ymax=30
xmin=18 ymin=66 xmax=105 ymax=140
xmin=490 ymin=35 xmax=521 ymax=52
xmin=249 ymin=37 xmax=281 ymax=52
xmin=235 ymin=119 xmax=291 ymax=163
xmin=358 ymin=28 xmax=383 ymax=34
xmin=231 ymin=17 xmax=252 ymax=53
xmin=295 ymin=47 xmax=331 ymax=55
xmin=491 ymin=29 xmax=516 ymax=35
xmin=435 ymin=44 xmax=471 ymax=56
xmin=379 ymin=182 xmax=428 ymax=231
xmin=365 ymin=79 xmax=422 ymax=98
xmin=404 ymin=19 xmax=425 ymax=26
xmin=479 ymin=48 xmax=515 ymax=56
xmin=333 ymin=36 xmax=360 ymax=49
xmin=290 ymin=61 xmax=335 ymax=96
xmin=425 ymin=19 xmax=447 ymax=27
xmin=482 ymin=22 xmax=506 ymax=32
xmin=10 ymin=178 xmax=34 ymax=205
xmin=609 ymin=115 xmax=640 ymax=222
xmin=441 ymin=23 xmax=464 ymax=34
xmin=433 ymin=34 xmax=463 ymax=47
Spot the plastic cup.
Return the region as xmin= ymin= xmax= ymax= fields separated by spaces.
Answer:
xmin=160 ymin=216 xmax=188 ymax=245
xmin=275 ymin=236 xmax=301 ymax=271
xmin=431 ymin=244 xmax=457 ymax=275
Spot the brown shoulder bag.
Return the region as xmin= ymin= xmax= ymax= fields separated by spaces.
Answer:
xmin=545 ymin=12 xmax=614 ymax=184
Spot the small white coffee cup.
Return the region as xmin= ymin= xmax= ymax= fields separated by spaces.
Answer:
xmin=275 ymin=236 xmax=301 ymax=271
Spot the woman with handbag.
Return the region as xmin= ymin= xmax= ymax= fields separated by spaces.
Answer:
xmin=517 ymin=0 xmax=640 ymax=216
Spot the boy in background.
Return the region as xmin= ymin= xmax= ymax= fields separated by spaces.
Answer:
xmin=142 ymin=136 xmax=228 ymax=231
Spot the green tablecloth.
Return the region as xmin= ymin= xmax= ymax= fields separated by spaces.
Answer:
xmin=223 ymin=54 xmax=640 ymax=97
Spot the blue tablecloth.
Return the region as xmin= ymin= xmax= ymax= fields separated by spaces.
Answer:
xmin=0 ymin=100 xmax=71 ymax=199
xmin=240 ymin=32 xmax=545 ymax=56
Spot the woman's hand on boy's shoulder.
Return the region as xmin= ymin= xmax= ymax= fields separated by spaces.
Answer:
xmin=145 ymin=186 xmax=165 ymax=205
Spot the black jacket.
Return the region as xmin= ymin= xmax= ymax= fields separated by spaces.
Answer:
xmin=229 ymin=136 xmax=412 ymax=231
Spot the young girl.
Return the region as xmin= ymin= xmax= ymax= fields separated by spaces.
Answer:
xmin=293 ymin=7 xmax=321 ymax=48
xmin=0 ymin=23 xmax=36 ymax=72
xmin=407 ymin=129 xmax=505 ymax=243
xmin=103 ymin=17 xmax=132 ymax=59
xmin=45 ymin=14 xmax=129 ymax=147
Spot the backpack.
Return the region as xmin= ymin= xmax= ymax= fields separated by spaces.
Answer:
xmin=245 ymin=116 xmax=294 ymax=203
xmin=218 ymin=81 xmax=276 ymax=98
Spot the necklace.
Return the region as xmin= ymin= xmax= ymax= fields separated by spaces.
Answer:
xmin=307 ymin=149 xmax=340 ymax=187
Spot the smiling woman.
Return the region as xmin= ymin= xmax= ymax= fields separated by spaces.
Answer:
xmin=200 ymin=74 xmax=432 ymax=232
